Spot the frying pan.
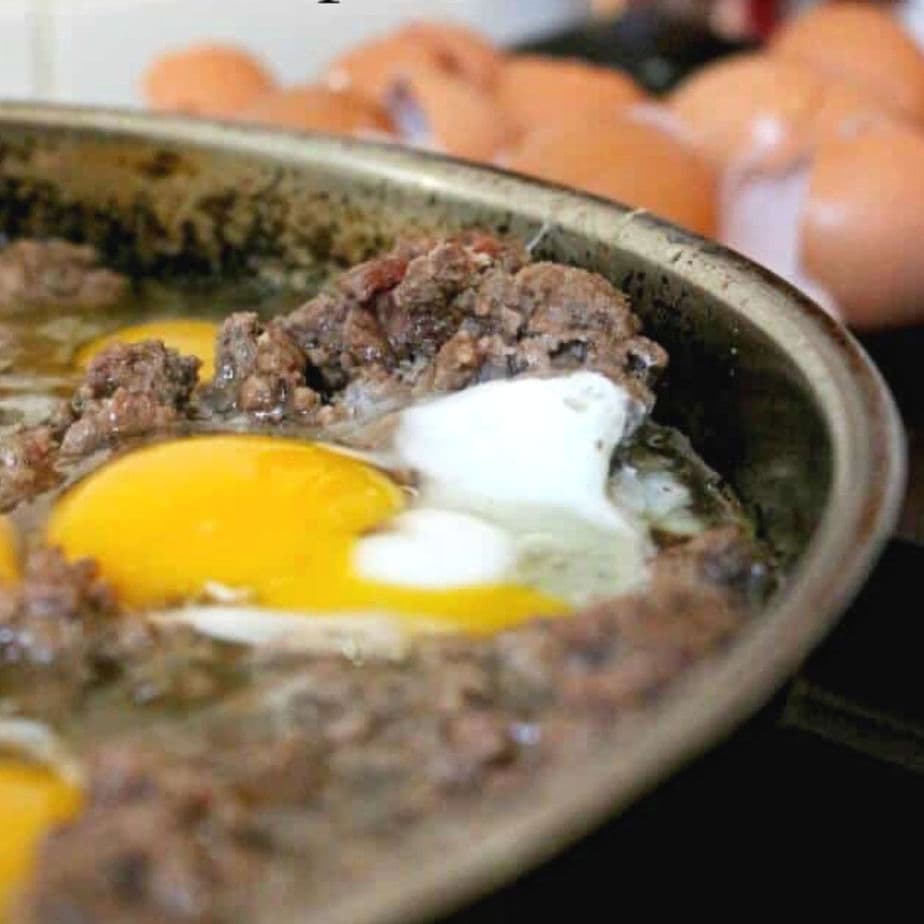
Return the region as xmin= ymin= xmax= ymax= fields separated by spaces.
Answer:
xmin=0 ymin=104 xmax=906 ymax=924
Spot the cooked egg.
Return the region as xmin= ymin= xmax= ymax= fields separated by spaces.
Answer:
xmin=237 ymin=86 xmax=394 ymax=137
xmin=771 ymin=2 xmax=924 ymax=124
xmin=46 ymin=436 xmax=563 ymax=633
xmin=0 ymin=517 xmax=18 ymax=584
xmin=0 ymin=761 xmax=81 ymax=916
xmin=503 ymin=107 xmax=717 ymax=237
xmin=74 ymin=320 xmax=218 ymax=380
xmin=143 ymin=44 xmax=275 ymax=118
xmin=387 ymin=69 xmax=510 ymax=161
xmin=48 ymin=372 xmax=652 ymax=636
xmin=497 ymin=55 xmax=646 ymax=136
xmin=324 ymin=21 xmax=501 ymax=106
xmin=800 ymin=120 xmax=924 ymax=328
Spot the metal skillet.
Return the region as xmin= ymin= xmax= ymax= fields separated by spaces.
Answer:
xmin=0 ymin=104 xmax=906 ymax=924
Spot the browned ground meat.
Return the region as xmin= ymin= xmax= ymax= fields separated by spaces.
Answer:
xmin=207 ymin=312 xmax=321 ymax=421
xmin=0 ymin=426 xmax=61 ymax=511
xmin=206 ymin=233 xmax=667 ymax=421
xmin=0 ymin=549 xmax=245 ymax=721
xmin=21 ymin=528 xmax=760 ymax=924
xmin=60 ymin=341 xmax=200 ymax=456
xmin=0 ymin=240 xmax=128 ymax=308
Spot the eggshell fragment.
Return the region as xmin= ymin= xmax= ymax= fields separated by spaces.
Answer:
xmin=401 ymin=21 xmax=503 ymax=89
xmin=772 ymin=2 xmax=924 ymax=124
xmin=143 ymin=44 xmax=275 ymax=118
xmin=497 ymin=55 xmax=646 ymax=135
xmin=669 ymin=53 xmax=822 ymax=171
xmin=387 ymin=69 xmax=510 ymax=161
xmin=325 ymin=34 xmax=441 ymax=105
xmin=800 ymin=121 xmax=924 ymax=329
xmin=504 ymin=108 xmax=717 ymax=237
xmin=238 ymin=86 xmax=393 ymax=137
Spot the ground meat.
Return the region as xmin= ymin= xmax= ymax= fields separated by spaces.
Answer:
xmin=207 ymin=312 xmax=320 ymax=421
xmin=60 ymin=341 xmax=200 ymax=456
xmin=26 ymin=746 xmax=270 ymax=924
xmin=20 ymin=527 xmax=761 ymax=924
xmin=0 ymin=549 xmax=244 ymax=721
xmin=0 ymin=240 xmax=128 ymax=309
xmin=0 ymin=549 xmax=115 ymax=690
xmin=0 ymin=426 xmax=60 ymax=511
xmin=282 ymin=234 xmax=665 ymax=419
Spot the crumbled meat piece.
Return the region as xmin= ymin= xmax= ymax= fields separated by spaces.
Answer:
xmin=0 ymin=548 xmax=244 ymax=721
xmin=0 ymin=548 xmax=115 ymax=674
xmin=0 ymin=426 xmax=61 ymax=511
xmin=284 ymin=234 xmax=665 ymax=419
xmin=0 ymin=240 xmax=127 ymax=308
xmin=207 ymin=312 xmax=320 ymax=421
xmin=26 ymin=746 xmax=268 ymax=924
xmin=60 ymin=341 xmax=200 ymax=456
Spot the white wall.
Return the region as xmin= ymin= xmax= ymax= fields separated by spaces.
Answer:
xmin=0 ymin=0 xmax=587 ymax=107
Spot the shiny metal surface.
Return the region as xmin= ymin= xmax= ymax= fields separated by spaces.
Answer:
xmin=0 ymin=104 xmax=907 ymax=924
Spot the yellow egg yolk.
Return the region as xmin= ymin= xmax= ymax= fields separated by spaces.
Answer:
xmin=75 ymin=320 xmax=219 ymax=381
xmin=0 ymin=518 xmax=19 ymax=585
xmin=47 ymin=436 xmax=565 ymax=633
xmin=0 ymin=762 xmax=81 ymax=918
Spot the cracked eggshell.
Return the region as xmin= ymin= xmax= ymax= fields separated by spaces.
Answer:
xmin=800 ymin=120 xmax=924 ymax=329
xmin=237 ymin=86 xmax=394 ymax=137
xmin=502 ymin=106 xmax=717 ymax=238
xmin=497 ymin=54 xmax=646 ymax=136
xmin=772 ymin=2 xmax=924 ymax=124
xmin=143 ymin=44 xmax=276 ymax=118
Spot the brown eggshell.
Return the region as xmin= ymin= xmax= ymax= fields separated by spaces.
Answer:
xmin=772 ymin=2 xmax=924 ymax=124
xmin=324 ymin=34 xmax=442 ymax=105
xmin=497 ymin=55 xmax=646 ymax=136
xmin=389 ymin=69 xmax=510 ymax=162
xmin=400 ymin=21 xmax=503 ymax=89
xmin=801 ymin=121 xmax=924 ymax=329
xmin=504 ymin=108 xmax=717 ymax=237
xmin=237 ymin=86 xmax=393 ymax=136
xmin=143 ymin=44 xmax=275 ymax=118
xmin=669 ymin=53 xmax=823 ymax=171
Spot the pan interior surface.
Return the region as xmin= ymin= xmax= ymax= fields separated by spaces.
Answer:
xmin=0 ymin=106 xmax=905 ymax=924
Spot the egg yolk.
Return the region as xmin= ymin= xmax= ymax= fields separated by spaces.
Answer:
xmin=75 ymin=320 xmax=219 ymax=380
xmin=47 ymin=436 xmax=565 ymax=633
xmin=0 ymin=762 xmax=81 ymax=917
xmin=0 ymin=517 xmax=18 ymax=585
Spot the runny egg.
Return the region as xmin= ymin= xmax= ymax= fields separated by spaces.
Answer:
xmin=74 ymin=320 xmax=219 ymax=380
xmin=0 ymin=517 xmax=18 ymax=584
xmin=47 ymin=372 xmax=656 ymax=640
xmin=0 ymin=759 xmax=81 ymax=916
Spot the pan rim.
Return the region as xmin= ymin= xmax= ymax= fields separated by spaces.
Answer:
xmin=0 ymin=104 xmax=907 ymax=924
